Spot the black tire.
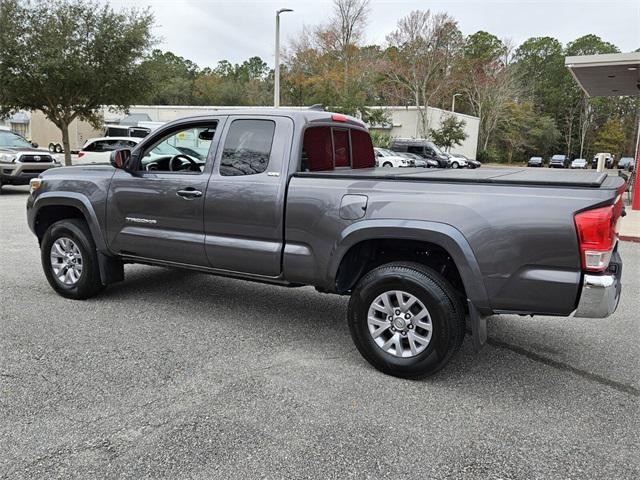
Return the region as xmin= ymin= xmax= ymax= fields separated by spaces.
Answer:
xmin=383 ymin=162 xmax=392 ymax=167
xmin=48 ymin=143 xmax=55 ymax=153
xmin=54 ymin=143 xmax=63 ymax=153
xmin=347 ymin=262 xmax=465 ymax=379
xmin=451 ymin=161 xmax=459 ymax=169
xmin=41 ymin=219 xmax=105 ymax=299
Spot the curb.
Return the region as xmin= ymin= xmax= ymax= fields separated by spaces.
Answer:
xmin=620 ymin=235 xmax=640 ymax=243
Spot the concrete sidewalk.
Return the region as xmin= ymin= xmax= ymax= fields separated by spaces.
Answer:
xmin=620 ymin=208 xmax=640 ymax=242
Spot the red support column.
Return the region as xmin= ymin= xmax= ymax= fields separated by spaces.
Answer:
xmin=633 ymin=120 xmax=640 ymax=211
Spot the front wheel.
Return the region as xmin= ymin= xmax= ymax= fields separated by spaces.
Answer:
xmin=41 ymin=219 xmax=105 ymax=299
xmin=382 ymin=162 xmax=393 ymax=167
xmin=451 ymin=162 xmax=459 ymax=169
xmin=348 ymin=262 xmax=465 ymax=379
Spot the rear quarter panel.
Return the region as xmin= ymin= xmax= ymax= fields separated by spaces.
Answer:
xmin=284 ymin=175 xmax=619 ymax=315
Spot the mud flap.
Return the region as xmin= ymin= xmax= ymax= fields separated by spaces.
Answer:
xmin=467 ymin=299 xmax=487 ymax=352
xmin=97 ymin=251 xmax=124 ymax=286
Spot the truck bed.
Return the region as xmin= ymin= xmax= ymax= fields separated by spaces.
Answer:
xmin=295 ymin=167 xmax=622 ymax=189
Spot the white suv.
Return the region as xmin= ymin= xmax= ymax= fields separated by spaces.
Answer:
xmin=77 ymin=137 xmax=141 ymax=165
xmin=374 ymin=148 xmax=411 ymax=168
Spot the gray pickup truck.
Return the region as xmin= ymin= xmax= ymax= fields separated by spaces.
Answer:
xmin=27 ymin=109 xmax=625 ymax=378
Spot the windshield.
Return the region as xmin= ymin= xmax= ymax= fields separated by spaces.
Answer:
xmin=150 ymin=140 xmax=183 ymax=156
xmin=0 ymin=131 xmax=32 ymax=149
xmin=428 ymin=142 xmax=445 ymax=156
xmin=378 ymin=148 xmax=396 ymax=157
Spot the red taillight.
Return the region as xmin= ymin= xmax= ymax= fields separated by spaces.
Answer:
xmin=574 ymin=203 xmax=621 ymax=272
xmin=331 ymin=114 xmax=347 ymax=122
xmin=78 ymin=152 xmax=85 ymax=158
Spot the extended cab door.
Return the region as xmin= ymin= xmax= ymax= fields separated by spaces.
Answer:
xmin=203 ymin=115 xmax=294 ymax=277
xmin=106 ymin=119 xmax=225 ymax=266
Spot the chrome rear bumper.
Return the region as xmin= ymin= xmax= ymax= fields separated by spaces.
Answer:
xmin=574 ymin=272 xmax=621 ymax=318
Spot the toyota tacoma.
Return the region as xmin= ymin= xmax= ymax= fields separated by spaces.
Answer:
xmin=27 ymin=110 xmax=625 ymax=378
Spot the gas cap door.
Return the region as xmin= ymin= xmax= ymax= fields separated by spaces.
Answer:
xmin=339 ymin=194 xmax=368 ymax=220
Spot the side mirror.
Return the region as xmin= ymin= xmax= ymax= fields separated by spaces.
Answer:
xmin=110 ymin=149 xmax=132 ymax=170
xmin=31 ymin=142 xmax=39 ymax=148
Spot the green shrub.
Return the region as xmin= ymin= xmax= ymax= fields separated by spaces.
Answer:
xmin=369 ymin=130 xmax=392 ymax=149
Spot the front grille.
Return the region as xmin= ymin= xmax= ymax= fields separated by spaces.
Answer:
xmin=19 ymin=154 xmax=53 ymax=163
xmin=20 ymin=169 xmax=43 ymax=174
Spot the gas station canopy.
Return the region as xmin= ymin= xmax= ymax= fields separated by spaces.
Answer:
xmin=565 ymin=52 xmax=640 ymax=97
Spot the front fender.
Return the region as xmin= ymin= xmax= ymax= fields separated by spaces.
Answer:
xmin=329 ymin=219 xmax=491 ymax=312
xmin=28 ymin=191 xmax=108 ymax=252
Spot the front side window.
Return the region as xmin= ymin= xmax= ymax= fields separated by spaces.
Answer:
xmin=141 ymin=124 xmax=216 ymax=173
xmin=220 ymin=120 xmax=275 ymax=176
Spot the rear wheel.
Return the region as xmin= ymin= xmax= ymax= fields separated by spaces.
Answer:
xmin=451 ymin=161 xmax=459 ymax=169
xmin=41 ymin=219 xmax=105 ymax=299
xmin=348 ymin=262 xmax=465 ymax=379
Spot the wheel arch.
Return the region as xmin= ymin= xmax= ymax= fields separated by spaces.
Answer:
xmin=31 ymin=192 xmax=107 ymax=252
xmin=330 ymin=220 xmax=491 ymax=313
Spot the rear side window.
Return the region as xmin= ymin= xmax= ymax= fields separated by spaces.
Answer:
xmin=351 ymin=129 xmax=374 ymax=168
xmin=220 ymin=119 xmax=275 ymax=176
xmin=302 ymin=126 xmax=374 ymax=171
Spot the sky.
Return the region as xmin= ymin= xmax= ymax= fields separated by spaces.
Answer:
xmin=110 ymin=0 xmax=640 ymax=69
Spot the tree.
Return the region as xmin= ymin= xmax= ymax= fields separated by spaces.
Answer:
xmin=322 ymin=0 xmax=370 ymax=97
xmin=139 ymin=50 xmax=199 ymax=105
xmin=193 ymin=57 xmax=272 ymax=106
xmin=384 ymin=10 xmax=463 ymax=136
xmin=593 ymin=118 xmax=626 ymax=157
xmin=429 ymin=114 xmax=467 ymax=151
xmin=565 ymin=35 xmax=619 ymax=158
xmin=457 ymin=31 xmax=518 ymax=151
xmin=0 ymin=0 xmax=154 ymax=165
xmin=495 ymin=102 xmax=559 ymax=162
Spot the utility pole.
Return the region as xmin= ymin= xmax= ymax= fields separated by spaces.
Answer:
xmin=451 ymin=93 xmax=462 ymax=113
xmin=274 ymin=8 xmax=293 ymax=108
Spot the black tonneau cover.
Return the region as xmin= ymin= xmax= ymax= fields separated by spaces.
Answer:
xmin=295 ymin=167 xmax=615 ymax=188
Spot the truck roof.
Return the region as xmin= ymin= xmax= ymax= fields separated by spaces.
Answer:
xmin=159 ymin=109 xmax=365 ymax=127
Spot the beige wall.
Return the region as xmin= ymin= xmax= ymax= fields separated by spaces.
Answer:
xmin=368 ymin=106 xmax=480 ymax=159
xmin=29 ymin=111 xmax=102 ymax=151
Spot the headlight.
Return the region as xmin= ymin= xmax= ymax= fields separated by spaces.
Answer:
xmin=29 ymin=178 xmax=42 ymax=194
xmin=0 ymin=153 xmax=16 ymax=163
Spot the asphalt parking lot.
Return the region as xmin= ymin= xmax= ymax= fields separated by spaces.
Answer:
xmin=1 ymin=185 xmax=638 ymax=479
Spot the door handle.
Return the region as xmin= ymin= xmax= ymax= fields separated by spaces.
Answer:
xmin=176 ymin=188 xmax=203 ymax=199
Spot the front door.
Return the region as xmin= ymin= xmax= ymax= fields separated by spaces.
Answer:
xmin=106 ymin=120 xmax=223 ymax=266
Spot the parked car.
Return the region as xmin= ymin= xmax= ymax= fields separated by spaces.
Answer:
xmin=617 ymin=157 xmax=635 ymax=172
xmin=374 ymin=148 xmax=412 ymax=167
xmin=399 ymin=152 xmax=434 ymax=168
xmin=450 ymin=153 xmax=480 ymax=169
xmin=27 ymin=109 xmax=625 ymax=379
xmin=571 ymin=158 xmax=588 ymax=169
xmin=443 ymin=152 xmax=467 ymax=169
xmin=389 ymin=138 xmax=449 ymax=168
xmin=77 ymin=137 xmax=142 ymax=164
xmin=549 ymin=154 xmax=570 ymax=168
xmin=0 ymin=130 xmax=60 ymax=191
xmin=592 ymin=152 xmax=614 ymax=169
xmin=528 ymin=156 xmax=544 ymax=167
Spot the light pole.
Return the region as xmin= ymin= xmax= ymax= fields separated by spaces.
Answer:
xmin=451 ymin=93 xmax=462 ymax=113
xmin=274 ymin=8 xmax=293 ymax=108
